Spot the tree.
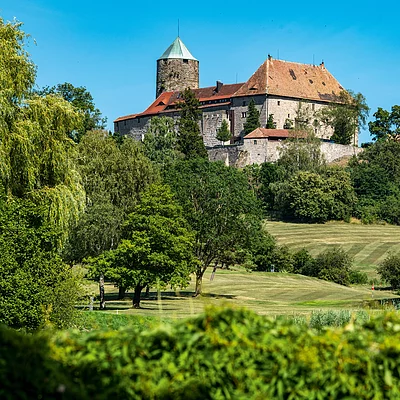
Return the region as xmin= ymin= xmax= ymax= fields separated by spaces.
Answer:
xmin=216 ymin=119 xmax=232 ymax=143
xmin=319 ymin=90 xmax=369 ymax=145
xmin=377 ymin=253 xmax=400 ymax=289
xmin=315 ymin=247 xmax=353 ymax=286
xmin=277 ymin=134 xmax=325 ymax=179
xmin=0 ymin=198 xmax=80 ymax=329
xmin=143 ymin=116 xmax=181 ymax=169
xmin=35 ymin=82 xmax=107 ymax=142
xmin=266 ymin=114 xmax=276 ymax=129
xmin=369 ymin=105 xmax=400 ymax=141
xmin=165 ymin=159 xmax=263 ymax=295
xmin=87 ymin=184 xmax=196 ymax=308
xmin=65 ymin=131 xmax=157 ymax=263
xmin=177 ymin=88 xmax=208 ymax=159
xmin=243 ymin=99 xmax=260 ymax=135
xmin=275 ymin=168 xmax=356 ymax=222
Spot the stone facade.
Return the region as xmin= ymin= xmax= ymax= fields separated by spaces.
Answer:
xmin=156 ymin=58 xmax=199 ymax=98
xmin=210 ymin=140 xmax=363 ymax=167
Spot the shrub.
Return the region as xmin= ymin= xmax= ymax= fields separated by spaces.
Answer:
xmin=377 ymin=253 xmax=400 ymax=289
xmin=315 ymin=246 xmax=353 ymax=286
xmin=2 ymin=308 xmax=400 ymax=399
xmin=349 ymin=269 xmax=369 ymax=285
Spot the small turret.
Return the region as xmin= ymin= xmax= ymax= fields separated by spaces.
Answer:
xmin=156 ymin=37 xmax=199 ymax=98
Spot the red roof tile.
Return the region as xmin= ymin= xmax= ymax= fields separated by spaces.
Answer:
xmin=234 ymin=58 xmax=344 ymax=102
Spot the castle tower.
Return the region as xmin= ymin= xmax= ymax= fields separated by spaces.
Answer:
xmin=156 ymin=37 xmax=199 ymax=98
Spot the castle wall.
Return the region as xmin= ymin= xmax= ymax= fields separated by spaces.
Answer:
xmin=230 ymin=95 xmax=267 ymax=140
xmin=209 ymin=141 xmax=363 ymax=167
xmin=156 ymin=59 xmax=199 ymax=97
xmin=201 ymin=107 xmax=231 ymax=147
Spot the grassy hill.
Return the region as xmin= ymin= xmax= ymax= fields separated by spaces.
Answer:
xmin=266 ymin=221 xmax=400 ymax=279
xmin=83 ymin=268 xmax=398 ymax=321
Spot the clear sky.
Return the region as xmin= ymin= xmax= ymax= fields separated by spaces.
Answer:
xmin=2 ymin=0 xmax=399 ymax=144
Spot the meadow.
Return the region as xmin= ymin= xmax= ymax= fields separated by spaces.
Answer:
xmin=266 ymin=220 xmax=400 ymax=279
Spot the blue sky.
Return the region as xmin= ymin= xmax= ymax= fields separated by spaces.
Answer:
xmin=2 ymin=0 xmax=399 ymax=144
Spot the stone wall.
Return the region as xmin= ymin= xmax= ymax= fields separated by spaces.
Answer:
xmin=209 ymin=140 xmax=363 ymax=167
xmin=201 ymin=107 xmax=231 ymax=147
xmin=156 ymin=58 xmax=199 ymax=98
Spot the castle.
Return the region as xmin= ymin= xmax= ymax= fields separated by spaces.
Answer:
xmin=114 ymin=37 xmax=361 ymax=165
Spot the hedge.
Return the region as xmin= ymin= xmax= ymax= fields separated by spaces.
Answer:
xmin=1 ymin=307 xmax=400 ymax=399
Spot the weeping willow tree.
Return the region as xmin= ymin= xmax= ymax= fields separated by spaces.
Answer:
xmin=0 ymin=17 xmax=85 ymax=239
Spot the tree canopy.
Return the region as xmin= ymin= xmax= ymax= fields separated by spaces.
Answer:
xmin=164 ymin=158 xmax=263 ymax=295
xmin=243 ymin=99 xmax=261 ymax=135
xmin=369 ymin=105 xmax=400 ymax=141
xmin=35 ymin=82 xmax=107 ymax=142
xmin=177 ymin=88 xmax=208 ymax=159
xmin=86 ymin=184 xmax=196 ymax=308
xmin=319 ymin=90 xmax=369 ymax=145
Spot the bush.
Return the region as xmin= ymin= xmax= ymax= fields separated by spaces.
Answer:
xmin=377 ymin=253 xmax=400 ymax=289
xmin=3 ymin=308 xmax=400 ymax=399
xmin=315 ymin=246 xmax=353 ymax=286
xmin=349 ymin=269 xmax=369 ymax=284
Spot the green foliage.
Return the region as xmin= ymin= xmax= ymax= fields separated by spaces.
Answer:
xmin=377 ymin=253 xmax=400 ymax=289
xmin=4 ymin=308 xmax=400 ymax=399
xmin=164 ymin=158 xmax=263 ymax=294
xmin=369 ymin=105 xmax=400 ymax=141
xmin=215 ymin=119 xmax=231 ymax=142
xmin=143 ymin=116 xmax=181 ymax=169
xmin=177 ymin=88 xmax=207 ymax=159
xmin=0 ymin=199 xmax=80 ymax=329
xmin=277 ymin=134 xmax=325 ymax=178
xmin=275 ymin=168 xmax=356 ymax=222
xmin=292 ymin=248 xmax=317 ymax=276
xmin=35 ymin=82 xmax=107 ymax=142
xmin=266 ymin=113 xmax=276 ymax=129
xmin=309 ymin=309 xmax=352 ymax=330
xmin=86 ymin=184 xmax=196 ymax=307
xmin=243 ymin=99 xmax=260 ymax=135
xmin=314 ymin=246 xmax=353 ymax=286
xmin=65 ymin=131 xmax=156 ymax=262
xmin=0 ymin=17 xmax=85 ymax=241
xmin=350 ymin=140 xmax=400 ymax=225
xmin=349 ymin=269 xmax=369 ymax=285
xmin=319 ymin=90 xmax=369 ymax=145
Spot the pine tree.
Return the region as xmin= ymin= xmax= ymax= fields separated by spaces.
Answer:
xmin=216 ymin=120 xmax=232 ymax=143
xmin=177 ymin=88 xmax=208 ymax=159
xmin=243 ymin=99 xmax=261 ymax=135
xmin=267 ymin=114 xmax=276 ymax=129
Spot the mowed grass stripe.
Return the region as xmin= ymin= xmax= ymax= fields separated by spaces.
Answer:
xmin=266 ymin=221 xmax=400 ymax=277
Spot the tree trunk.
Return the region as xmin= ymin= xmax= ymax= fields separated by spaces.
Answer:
xmin=118 ymin=286 xmax=126 ymax=300
xmin=99 ymin=273 xmax=106 ymax=310
xmin=144 ymin=285 xmax=150 ymax=297
xmin=133 ymin=284 xmax=144 ymax=308
xmin=194 ymin=273 xmax=203 ymax=297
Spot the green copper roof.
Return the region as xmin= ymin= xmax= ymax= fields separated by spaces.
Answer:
xmin=158 ymin=37 xmax=197 ymax=61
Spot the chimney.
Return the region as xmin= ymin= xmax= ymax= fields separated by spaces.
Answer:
xmin=320 ymin=61 xmax=325 ymax=69
xmin=268 ymin=54 xmax=272 ymax=60
xmin=216 ymin=80 xmax=223 ymax=93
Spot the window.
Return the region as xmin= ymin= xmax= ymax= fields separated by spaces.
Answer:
xmin=242 ymin=101 xmax=246 ymax=106
xmin=288 ymin=114 xmax=290 ymax=118
xmin=312 ymin=103 xmax=315 ymax=111
xmin=254 ymin=140 xmax=257 ymax=145
xmin=137 ymin=118 xmax=140 ymax=123
xmin=242 ymin=112 xmax=247 ymax=118
xmin=183 ymin=59 xmax=188 ymax=64
xmin=277 ymin=101 xmax=281 ymax=106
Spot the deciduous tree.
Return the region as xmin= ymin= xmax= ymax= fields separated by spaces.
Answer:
xmin=369 ymin=105 xmax=400 ymax=141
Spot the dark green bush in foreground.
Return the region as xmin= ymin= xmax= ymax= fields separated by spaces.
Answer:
xmin=2 ymin=307 xmax=400 ymax=399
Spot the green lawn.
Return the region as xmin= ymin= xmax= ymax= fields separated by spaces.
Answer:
xmin=266 ymin=221 xmax=400 ymax=279
xmin=81 ymin=267 xmax=398 ymax=322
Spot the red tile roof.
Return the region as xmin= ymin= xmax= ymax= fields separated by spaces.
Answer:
xmin=114 ymin=58 xmax=345 ymax=123
xmin=114 ymin=83 xmax=244 ymax=122
xmin=244 ymin=128 xmax=307 ymax=139
xmin=234 ymin=58 xmax=344 ymax=102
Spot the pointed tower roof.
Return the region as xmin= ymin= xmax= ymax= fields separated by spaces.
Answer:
xmin=158 ymin=37 xmax=197 ymax=61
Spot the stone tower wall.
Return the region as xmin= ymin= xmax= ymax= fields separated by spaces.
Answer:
xmin=156 ymin=58 xmax=199 ymax=98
